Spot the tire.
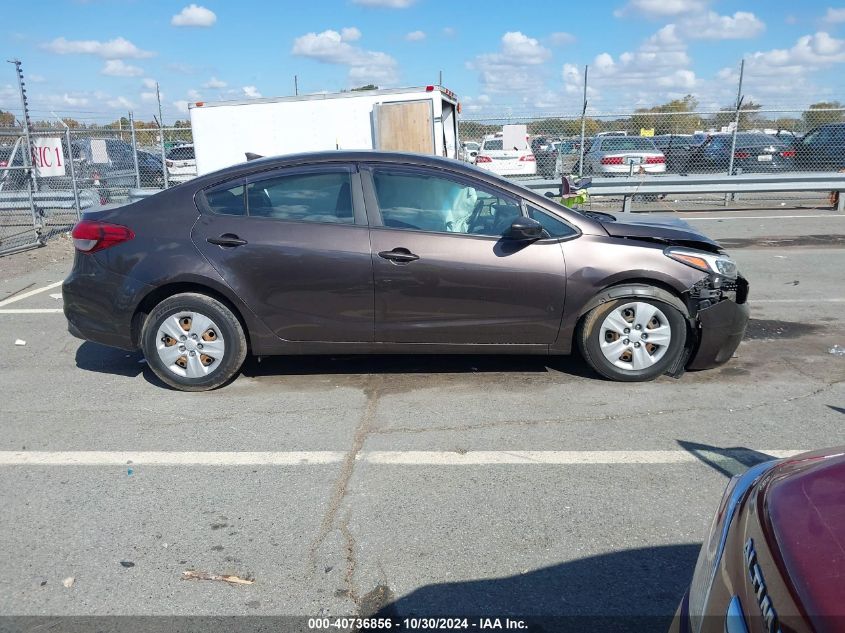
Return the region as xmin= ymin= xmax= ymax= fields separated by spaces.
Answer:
xmin=141 ymin=292 xmax=247 ymax=391
xmin=577 ymin=297 xmax=687 ymax=382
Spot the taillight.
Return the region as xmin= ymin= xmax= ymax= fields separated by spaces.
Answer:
xmin=645 ymin=156 xmax=665 ymax=164
xmin=734 ymin=151 xmax=750 ymax=159
xmin=601 ymin=156 xmax=624 ymax=165
xmin=780 ymin=150 xmax=795 ymax=158
xmin=519 ymin=155 xmax=536 ymax=162
xmin=476 ymin=155 xmax=493 ymax=163
xmin=71 ymin=219 xmax=135 ymax=253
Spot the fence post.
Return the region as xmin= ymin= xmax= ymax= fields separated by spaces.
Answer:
xmin=129 ymin=111 xmax=141 ymax=189
xmin=61 ymin=125 xmax=81 ymax=221
xmin=578 ymin=64 xmax=588 ymax=178
xmin=156 ymin=82 xmax=170 ymax=188
xmin=726 ymin=59 xmax=745 ymax=179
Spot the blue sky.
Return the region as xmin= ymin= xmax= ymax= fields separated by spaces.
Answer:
xmin=2 ymin=0 xmax=845 ymax=123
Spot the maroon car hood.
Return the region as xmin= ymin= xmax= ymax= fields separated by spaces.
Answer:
xmin=599 ymin=217 xmax=722 ymax=251
xmin=764 ymin=450 xmax=845 ymax=620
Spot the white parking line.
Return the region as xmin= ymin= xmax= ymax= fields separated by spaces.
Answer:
xmin=0 ymin=281 xmax=64 ymax=307
xmin=753 ymin=298 xmax=845 ymax=303
xmin=0 ymin=308 xmax=64 ymax=314
xmin=0 ymin=450 xmax=806 ymax=466
xmin=685 ymin=214 xmax=845 ymax=221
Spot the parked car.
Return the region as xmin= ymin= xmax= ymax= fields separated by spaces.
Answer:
xmin=459 ymin=141 xmax=480 ymax=164
xmin=71 ymin=138 xmax=166 ymax=194
xmin=165 ymin=143 xmax=197 ymax=183
xmin=671 ymin=447 xmax=845 ymax=633
xmin=793 ymin=122 xmax=845 ymax=170
xmin=582 ymin=136 xmax=666 ymax=175
xmin=64 ymin=151 xmax=749 ymax=391
xmin=652 ymin=135 xmax=697 ymax=173
xmin=531 ymin=136 xmax=560 ymax=179
xmin=475 ymin=135 xmax=537 ymax=177
xmin=684 ymin=133 xmax=796 ymax=174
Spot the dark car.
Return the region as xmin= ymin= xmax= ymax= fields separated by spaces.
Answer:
xmin=652 ymin=135 xmax=697 ymax=173
xmin=671 ymin=448 xmax=845 ymax=633
xmin=793 ymin=122 xmax=845 ymax=170
xmin=684 ymin=133 xmax=796 ymax=174
xmin=530 ymin=136 xmax=560 ymax=179
xmin=64 ymin=151 xmax=749 ymax=391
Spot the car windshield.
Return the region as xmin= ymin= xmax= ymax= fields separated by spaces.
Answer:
xmin=482 ymin=139 xmax=503 ymax=151
xmin=599 ymin=137 xmax=657 ymax=152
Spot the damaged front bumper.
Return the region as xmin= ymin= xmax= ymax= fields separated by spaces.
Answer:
xmin=685 ymin=274 xmax=750 ymax=370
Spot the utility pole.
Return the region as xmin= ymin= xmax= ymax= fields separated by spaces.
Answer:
xmin=156 ymin=82 xmax=169 ymax=188
xmin=577 ymin=64 xmax=588 ymax=179
xmin=7 ymin=58 xmax=37 ymax=191
xmin=439 ymin=70 xmax=443 ymax=86
xmin=294 ymin=75 xmax=299 ymax=96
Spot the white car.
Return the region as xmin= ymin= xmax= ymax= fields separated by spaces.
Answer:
xmin=582 ymin=136 xmax=666 ymax=176
xmin=459 ymin=141 xmax=480 ymax=164
xmin=475 ymin=136 xmax=537 ymax=177
xmin=165 ymin=144 xmax=197 ymax=183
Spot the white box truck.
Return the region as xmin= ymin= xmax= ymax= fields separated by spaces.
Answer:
xmin=189 ymin=85 xmax=460 ymax=175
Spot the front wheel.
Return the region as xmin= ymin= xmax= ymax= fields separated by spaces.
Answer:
xmin=578 ymin=298 xmax=686 ymax=381
xmin=141 ymin=292 xmax=247 ymax=391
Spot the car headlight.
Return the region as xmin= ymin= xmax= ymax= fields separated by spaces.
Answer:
xmin=687 ymin=460 xmax=778 ymax=633
xmin=665 ymin=247 xmax=738 ymax=279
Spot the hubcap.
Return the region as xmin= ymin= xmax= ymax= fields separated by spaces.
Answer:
xmin=598 ymin=302 xmax=672 ymax=371
xmin=156 ymin=311 xmax=225 ymax=378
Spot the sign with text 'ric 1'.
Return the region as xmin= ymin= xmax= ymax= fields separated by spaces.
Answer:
xmin=32 ymin=137 xmax=66 ymax=177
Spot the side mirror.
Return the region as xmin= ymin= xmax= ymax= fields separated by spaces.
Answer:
xmin=509 ymin=216 xmax=544 ymax=241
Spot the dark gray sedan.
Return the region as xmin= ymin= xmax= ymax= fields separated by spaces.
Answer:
xmin=64 ymin=151 xmax=749 ymax=391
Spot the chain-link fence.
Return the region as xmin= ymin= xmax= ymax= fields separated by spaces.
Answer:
xmin=458 ymin=107 xmax=845 ymax=211
xmin=0 ymin=122 xmax=194 ymax=253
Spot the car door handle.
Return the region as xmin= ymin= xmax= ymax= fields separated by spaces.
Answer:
xmin=378 ymin=248 xmax=419 ymax=263
xmin=207 ymin=234 xmax=248 ymax=247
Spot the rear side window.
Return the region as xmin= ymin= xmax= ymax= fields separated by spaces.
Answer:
xmin=246 ymin=170 xmax=353 ymax=223
xmin=202 ymin=181 xmax=246 ymax=216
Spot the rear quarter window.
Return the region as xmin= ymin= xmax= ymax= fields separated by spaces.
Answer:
xmin=201 ymin=181 xmax=246 ymax=216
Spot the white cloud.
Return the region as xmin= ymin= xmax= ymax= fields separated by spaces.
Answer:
xmin=107 ymin=96 xmax=134 ymax=109
xmin=187 ymin=88 xmax=202 ymax=100
xmin=469 ymin=31 xmax=551 ymax=93
xmin=142 ymin=78 xmax=157 ymax=89
xmin=203 ymin=76 xmax=227 ymax=89
xmin=42 ymin=36 xmax=154 ymax=59
xmin=341 ymin=27 xmax=361 ymax=42
xmin=825 ymin=7 xmax=845 ymax=23
xmin=141 ymin=91 xmax=158 ymax=102
xmin=171 ymin=4 xmax=217 ymax=27
xmin=28 ymin=74 xmax=46 ymax=83
xmin=351 ymin=0 xmax=415 ymax=7
xmin=615 ymin=0 xmax=708 ymax=18
xmin=582 ymin=25 xmax=698 ymax=106
xmin=548 ymin=32 xmax=576 ymax=46
xmin=679 ymin=11 xmax=765 ymax=40
xmin=242 ymin=85 xmax=262 ymax=98
xmin=743 ymin=31 xmax=845 ymax=75
xmin=173 ymin=100 xmax=190 ymax=113
xmin=101 ymin=59 xmax=144 ymax=77
xmin=405 ymin=30 xmax=426 ymax=41
xmin=292 ymin=29 xmax=398 ymax=85
xmin=441 ymin=27 xmax=456 ymax=37
xmin=62 ymin=94 xmax=89 ymax=107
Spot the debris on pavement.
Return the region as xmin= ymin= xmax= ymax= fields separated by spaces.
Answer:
xmin=49 ymin=293 xmax=62 ymax=300
xmin=830 ymin=345 xmax=845 ymax=357
xmin=120 ymin=561 xmax=135 ymax=568
xmin=14 ymin=339 xmax=26 ymax=346
xmin=181 ymin=570 xmax=255 ymax=585
xmin=62 ymin=577 xmax=75 ymax=588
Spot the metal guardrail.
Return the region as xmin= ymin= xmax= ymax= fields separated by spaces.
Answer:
xmin=0 ymin=189 xmax=98 ymax=211
xmin=521 ymin=172 xmax=845 ymax=213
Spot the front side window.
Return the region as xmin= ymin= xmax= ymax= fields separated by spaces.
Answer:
xmin=526 ymin=205 xmax=577 ymax=238
xmin=371 ymin=168 xmax=521 ymax=237
xmin=246 ymin=170 xmax=354 ymax=224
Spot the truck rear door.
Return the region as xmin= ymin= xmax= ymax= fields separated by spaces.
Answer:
xmin=373 ymin=100 xmax=435 ymax=154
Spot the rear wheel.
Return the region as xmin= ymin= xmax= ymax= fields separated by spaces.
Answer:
xmin=141 ymin=293 xmax=247 ymax=391
xmin=578 ymin=298 xmax=686 ymax=381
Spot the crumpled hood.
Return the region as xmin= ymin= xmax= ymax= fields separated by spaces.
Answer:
xmin=599 ymin=215 xmax=723 ymax=252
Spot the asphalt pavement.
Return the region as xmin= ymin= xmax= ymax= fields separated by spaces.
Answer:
xmin=0 ymin=208 xmax=843 ymax=629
